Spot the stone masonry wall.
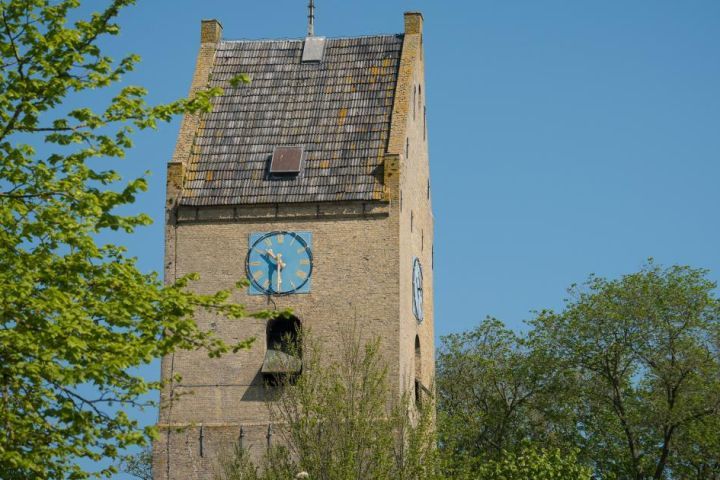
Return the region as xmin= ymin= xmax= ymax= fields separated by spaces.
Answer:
xmin=153 ymin=203 xmax=400 ymax=479
xmin=387 ymin=12 xmax=435 ymax=399
xmin=153 ymin=12 xmax=433 ymax=479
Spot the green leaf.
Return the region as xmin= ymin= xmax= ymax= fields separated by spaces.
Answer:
xmin=0 ymin=1 xmax=260 ymax=477
xmin=229 ymin=73 xmax=252 ymax=87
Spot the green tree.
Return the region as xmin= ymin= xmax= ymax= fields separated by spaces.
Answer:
xmin=668 ymin=414 xmax=720 ymax=480
xmin=216 ymin=328 xmax=439 ymax=480
xmin=472 ymin=447 xmax=591 ymax=480
xmin=438 ymin=262 xmax=720 ymax=479
xmin=437 ymin=317 xmax=578 ymax=472
xmin=531 ymin=261 xmax=720 ymax=480
xmin=119 ymin=447 xmax=152 ymax=480
xmin=0 ymin=1 xmax=254 ymax=478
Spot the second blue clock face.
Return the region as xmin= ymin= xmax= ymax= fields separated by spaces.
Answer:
xmin=246 ymin=232 xmax=313 ymax=295
xmin=412 ymin=258 xmax=424 ymax=322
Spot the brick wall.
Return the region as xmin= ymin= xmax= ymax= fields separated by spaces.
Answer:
xmin=387 ymin=12 xmax=435 ymax=400
xmin=153 ymin=12 xmax=434 ymax=479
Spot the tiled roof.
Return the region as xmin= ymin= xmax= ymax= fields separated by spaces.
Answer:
xmin=180 ymin=34 xmax=403 ymax=206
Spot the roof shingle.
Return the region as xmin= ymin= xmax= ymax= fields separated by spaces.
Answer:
xmin=180 ymin=34 xmax=403 ymax=206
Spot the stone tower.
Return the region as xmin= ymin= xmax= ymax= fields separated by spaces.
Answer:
xmin=153 ymin=12 xmax=433 ymax=479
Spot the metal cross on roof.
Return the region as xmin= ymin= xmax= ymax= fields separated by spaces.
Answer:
xmin=308 ymin=0 xmax=315 ymax=37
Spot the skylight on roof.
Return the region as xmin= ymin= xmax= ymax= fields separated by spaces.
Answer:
xmin=302 ymin=36 xmax=326 ymax=63
xmin=270 ymin=146 xmax=304 ymax=174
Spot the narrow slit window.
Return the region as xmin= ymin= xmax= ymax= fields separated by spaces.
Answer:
xmin=423 ymin=106 xmax=427 ymax=140
xmin=413 ymin=86 xmax=416 ymax=119
xmin=414 ymin=335 xmax=422 ymax=406
xmin=415 ymin=335 xmax=421 ymax=380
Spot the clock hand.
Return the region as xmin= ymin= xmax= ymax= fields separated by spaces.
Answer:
xmin=275 ymin=253 xmax=286 ymax=270
xmin=266 ymin=248 xmax=277 ymax=260
xmin=276 ymin=253 xmax=283 ymax=292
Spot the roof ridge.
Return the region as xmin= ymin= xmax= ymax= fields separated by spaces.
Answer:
xmin=220 ymin=33 xmax=403 ymax=44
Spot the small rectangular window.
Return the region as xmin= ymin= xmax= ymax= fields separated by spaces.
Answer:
xmin=270 ymin=146 xmax=304 ymax=174
xmin=302 ymin=36 xmax=326 ymax=63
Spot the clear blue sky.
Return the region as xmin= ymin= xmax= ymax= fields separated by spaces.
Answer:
xmin=88 ymin=1 xmax=720 ymax=476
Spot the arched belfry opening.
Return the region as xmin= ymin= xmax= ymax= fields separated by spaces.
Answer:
xmin=262 ymin=316 xmax=302 ymax=382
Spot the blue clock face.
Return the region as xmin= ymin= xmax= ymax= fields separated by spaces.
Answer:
xmin=246 ymin=232 xmax=313 ymax=295
xmin=412 ymin=258 xmax=424 ymax=322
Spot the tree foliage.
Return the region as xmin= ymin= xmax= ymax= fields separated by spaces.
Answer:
xmin=212 ymin=319 xmax=587 ymax=480
xmin=437 ymin=318 xmax=576 ymax=463
xmin=119 ymin=447 xmax=152 ymax=480
xmin=469 ymin=447 xmax=591 ymax=480
xmin=438 ymin=261 xmax=720 ymax=480
xmin=0 ymin=1 xmax=254 ymax=478
xmin=216 ymin=329 xmax=439 ymax=480
xmin=532 ymin=262 xmax=720 ymax=479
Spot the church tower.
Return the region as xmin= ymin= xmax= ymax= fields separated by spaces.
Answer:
xmin=153 ymin=11 xmax=433 ymax=479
